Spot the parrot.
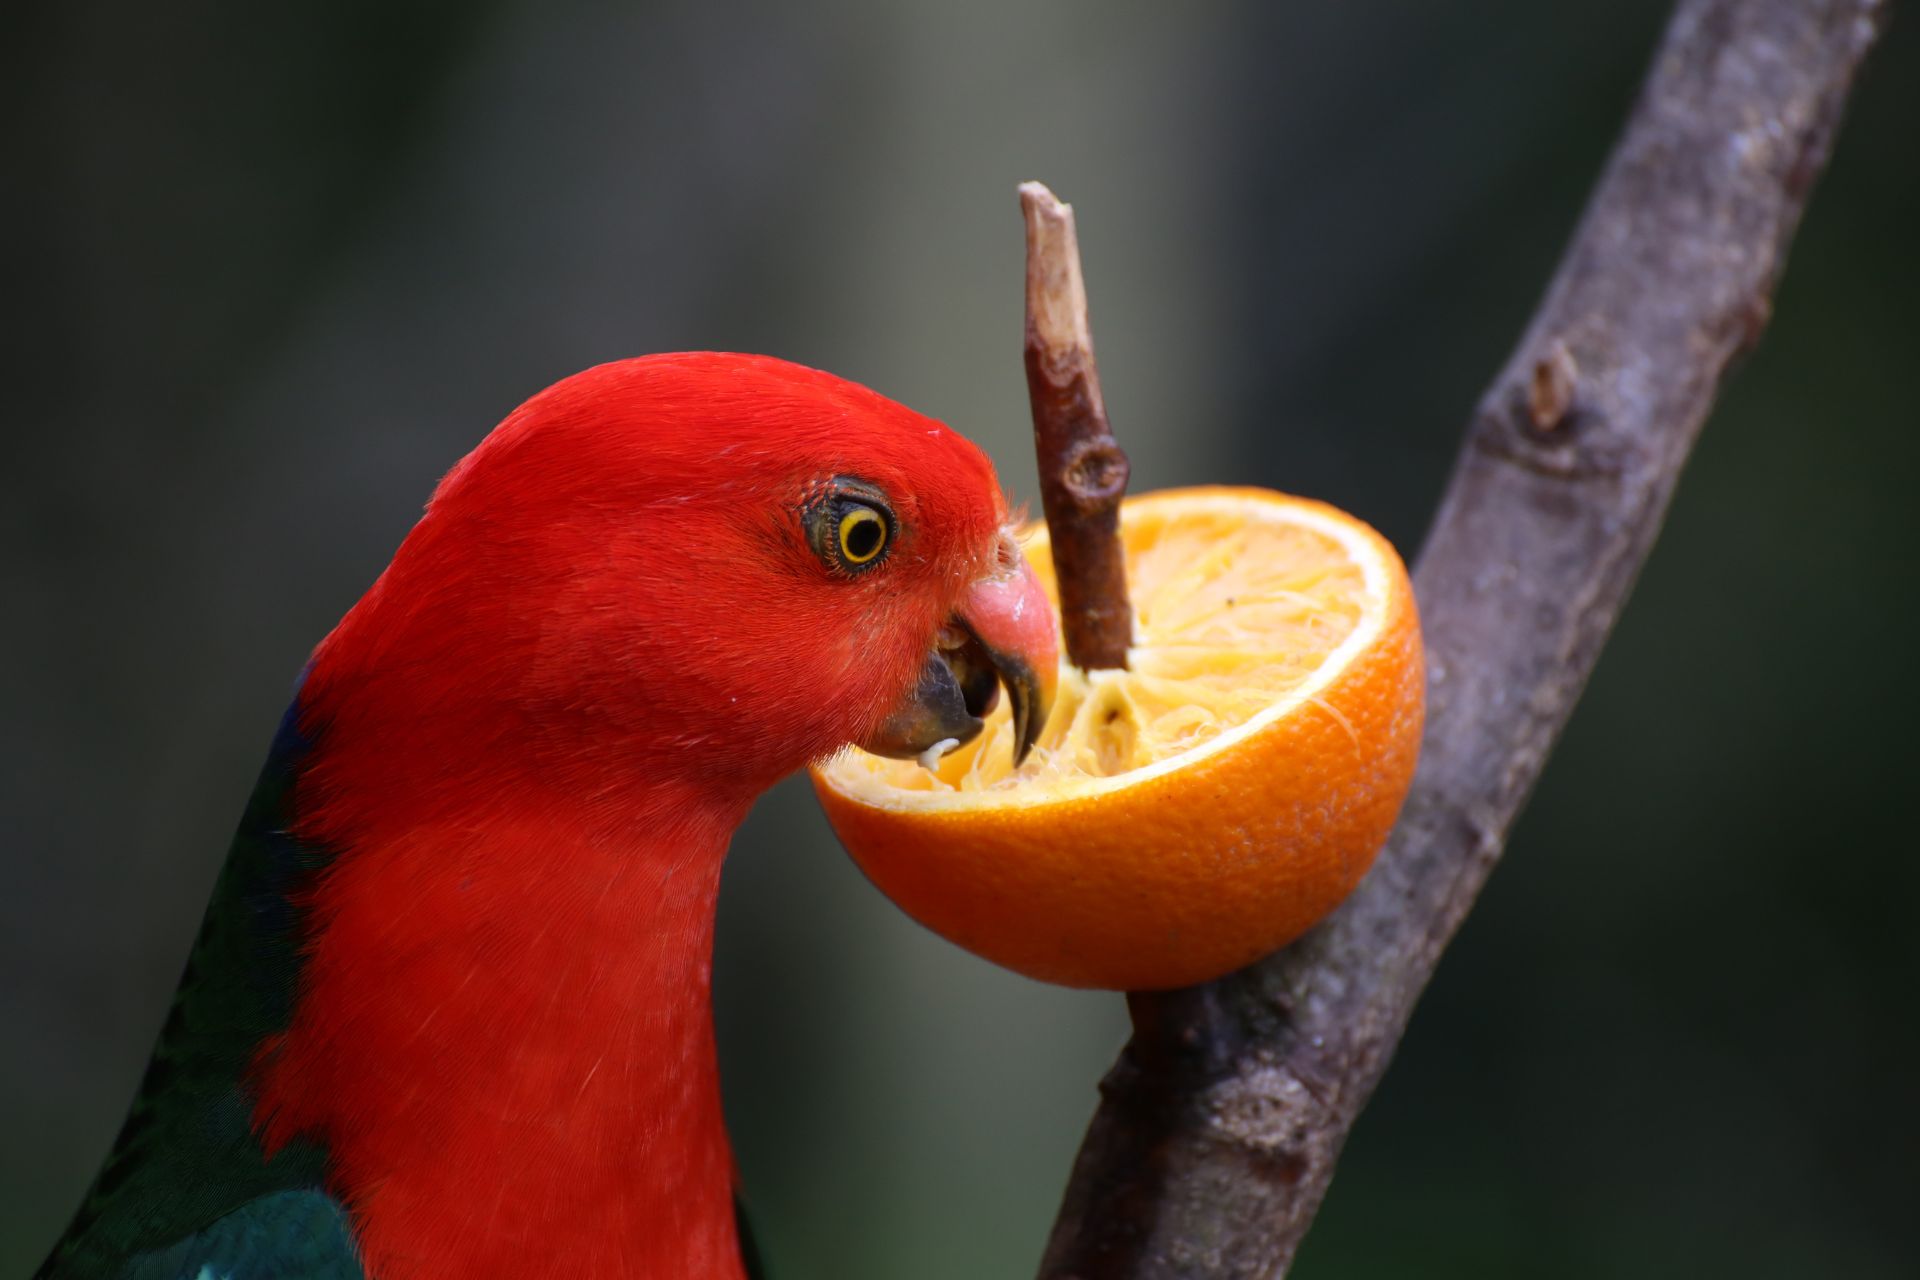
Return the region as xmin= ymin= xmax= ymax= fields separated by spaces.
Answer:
xmin=35 ymin=352 xmax=1059 ymax=1280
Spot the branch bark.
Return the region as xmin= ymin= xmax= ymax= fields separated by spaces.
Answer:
xmin=1036 ymin=1 xmax=1884 ymax=1276
xmin=1022 ymin=181 xmax=1135 ymax=672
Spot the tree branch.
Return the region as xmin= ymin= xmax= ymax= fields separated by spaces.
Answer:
xmin=1021 ymin=181 xmax=1135 ymax=672
xmin=1035 ymin=1 xmax=1884 ymax=1276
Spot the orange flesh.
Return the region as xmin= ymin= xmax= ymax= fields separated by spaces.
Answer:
xmin=840 ymin=500 xmax=1370 ymax=792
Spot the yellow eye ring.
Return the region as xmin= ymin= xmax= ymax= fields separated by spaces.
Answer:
xmin=837 ymin=506 xmax=889 ymax=565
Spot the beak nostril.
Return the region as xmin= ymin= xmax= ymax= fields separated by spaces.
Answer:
xmin=994 ymin=530 xmax=1022 ymax=576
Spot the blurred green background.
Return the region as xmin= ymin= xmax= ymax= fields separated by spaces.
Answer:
xmin=4 ymin=2 xmax=1916 ymax=1276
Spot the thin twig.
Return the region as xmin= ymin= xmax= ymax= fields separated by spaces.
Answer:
xmin=1035 ymin=1 xmax=1885 ymax=1276
xmin=1021 ymin=181 xmax=1133 ymax=671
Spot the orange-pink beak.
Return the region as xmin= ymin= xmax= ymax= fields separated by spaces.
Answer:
xmin=861 ymin=554 xmax=1059 ymax=768
xmin=952 ymin=556 xmax=1059 ymax=762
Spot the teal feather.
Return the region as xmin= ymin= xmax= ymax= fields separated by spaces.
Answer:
xmin=105 ymin=1191 xmax=360 ymax=1280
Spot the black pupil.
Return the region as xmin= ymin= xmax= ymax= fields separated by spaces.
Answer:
xmin=845 ymin=511 xmax=883 ymax=559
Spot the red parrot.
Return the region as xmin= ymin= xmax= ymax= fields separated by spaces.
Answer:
xmin=37 ymin=353 xmax=1058 ymax=1280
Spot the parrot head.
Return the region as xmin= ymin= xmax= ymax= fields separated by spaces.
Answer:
xmin=306 ymin=351 xmax=1057 ymax=811
xmin=45 ymin=354 xmax=1060 ymax=1280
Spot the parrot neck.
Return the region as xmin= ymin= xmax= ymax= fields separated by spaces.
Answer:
xmin=252 ymin=750 xmax=752 ymax=1280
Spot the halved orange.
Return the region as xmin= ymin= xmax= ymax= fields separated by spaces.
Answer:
xmin=811 ymin=486 xmax=1424 ymax=990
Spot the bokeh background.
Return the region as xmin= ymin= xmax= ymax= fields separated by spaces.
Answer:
xmin=5 ymin=2 xmax=1916 ymax=1276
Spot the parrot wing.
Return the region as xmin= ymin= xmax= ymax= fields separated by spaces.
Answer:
xmin=37 ymin=706 xmax=347 ymax=1279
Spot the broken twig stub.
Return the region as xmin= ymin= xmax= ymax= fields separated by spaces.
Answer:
xmin=1021 ymin=180 xmax=1134 ymax=672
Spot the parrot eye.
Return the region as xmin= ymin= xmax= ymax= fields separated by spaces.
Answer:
xmin=838 ymin=507 xmax=888 ymax=565
xmin=806 ymin=479 xmax=896 ymax=575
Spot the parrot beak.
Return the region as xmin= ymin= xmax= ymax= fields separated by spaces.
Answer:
xmin=861 ymin=548 xmax=1059 ymax=768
